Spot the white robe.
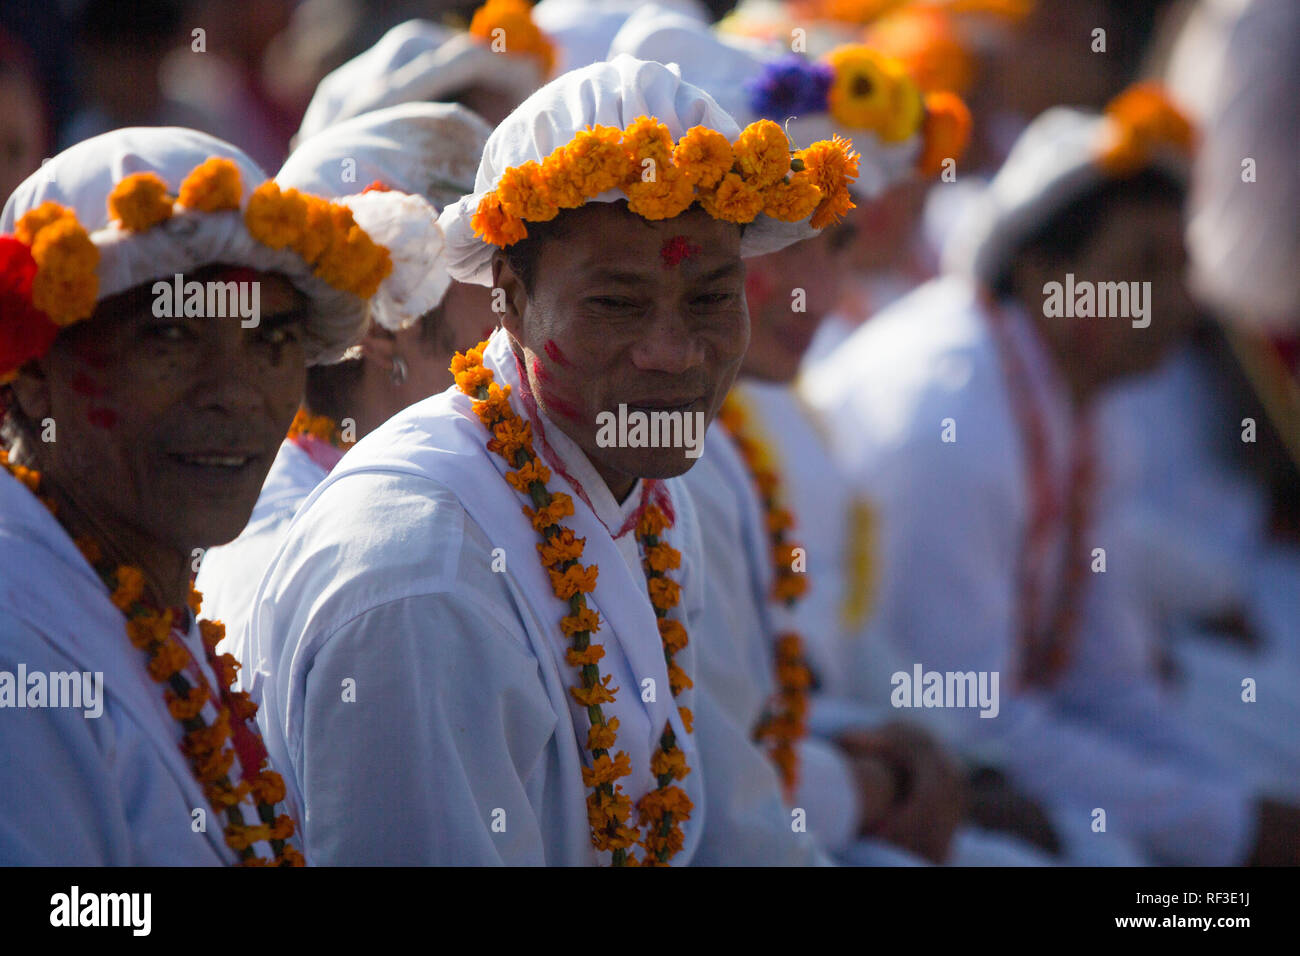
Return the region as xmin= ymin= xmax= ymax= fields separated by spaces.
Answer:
xmin=693 ymin=383 xmax=1052 ymax=866
xmin=242 ymin=328 xmax=823 ymax=864
xmin=196 ymin=440 xmax=328 ymax=667
xmin=0 ymin=468 xmax=272 ymax=864
xmin=804 ymin=275 xmax=1256 ymax=866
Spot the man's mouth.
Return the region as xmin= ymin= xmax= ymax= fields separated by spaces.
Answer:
xmin=624 ymin=394 xmax=707 ymax=413
xmin=166 ymin=452 xmax=260 ymax=471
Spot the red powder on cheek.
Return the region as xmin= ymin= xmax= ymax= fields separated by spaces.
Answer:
xmin=530 ymin=356 xmax=585 ymax=422
xmin=543 ymin=339 xmax=573 ymax=368
xmin=87 ymin=408 xmax=118 ymax=430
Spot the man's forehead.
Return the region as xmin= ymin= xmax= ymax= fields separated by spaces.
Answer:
xmin=559 ymin=215 xmax=740 ymax=274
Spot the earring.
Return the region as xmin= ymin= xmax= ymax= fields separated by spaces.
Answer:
xmin=390 ymin=354 xmax=408 ymax=386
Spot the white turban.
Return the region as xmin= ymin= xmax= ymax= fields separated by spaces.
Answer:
xmin=437 ymin=54 xmax=825 ymax=287
xmin=278 ymin=102 xmax=491 ymax=332
xmin=609 ymin=6 xmax=924 ymax=198
xmin=296 ymin=19 xmax=545 ymax=144
xmin=941 ymin=106 xmax=1190 ymax=288
xmin=1 ymin=127 xmax=368 ymax=365
xmin=534 ymin=0 xmax=710 ymax=74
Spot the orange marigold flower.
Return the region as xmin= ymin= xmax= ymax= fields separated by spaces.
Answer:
xmin=111 ymin=566 xmax=146 ymax=611
xmin=229 ymin=689 xmax=258 ymax=722
xmin=269 ymin=814 xmax=296 ymax=841
xmin=586 ymin=716 xmax=620 ymax=753
xmin=199 ymin=618 xmax=225 ymax=653
xmin=697 ymin=171 xmax=765 ymax=223
xmin=177 ymin=157 xmax=243 ymax=213
xmin=651 ymin=747 xmax=690 ymax=781
xmin=773 ymin=573 xmax=809 ymax=603
xmin=733 ymin=119 xmax=792 ymax=188
xmin=581 ymin=750 xmax=633 ymax=788
xmin=767 ymin=506 xmax=794 ymax=534
xmin=565 ymin=642 xmax=606 ymax=668
xmin=678 ymin=706 xmax=694 ymax=734
xmin=538 ymin=151 xmax=586 ymax=208
xmin=126 ymin=610 xmax=173 ymax=650
xmin=643 ymin=543 xmax=681 ymax=573
xmin=204 ymin=778 xmax=252 ymax=810
xmin=673 ymin=126 xmax=734 ymax=189
xmin=657 ymin=617 xmax=689 ymax=654
xmin=639 ymin=782 xmax=694 ymax=819
xmin=586 ymin=783 xmax=633 ymax=832
xmin=278 ymin=845 xmax=307 ymax=867
xmin=622 ymin=116 xmax=676 ymax=171
xmin=472 ymin=192 xmax=529 ymax=247
xmin=212 ymin=652 xmax=241 ymax=689
xmin=295 ymin=196 xmax=335 ymax=264
xmin=593 ymin=821 xmax=642 ymax=854
xmin=762 ymin=173 xmax=823 ymax=223
xmin=183 ymin=707 xmax=232 ymax=758
xmin=1097 ymin=83 xmax=1195 ymax=176
xmin=560 ymin=126 xmax=631 ymax=196
xmin=245 ymin=181 xmax=307 ymax=250
xmin=776 ymin=661 xmax=815 ymax=690
xmin=496 ymin=160 xmax=560 ymax=223
xmin=561 ymin=606 xmax=601 ymax=637
xmin=636 ymin=504 xmax=670 ymax=539
xmin=523 ymin=492 xmax=574 ymax=533
xmin=468 ymin=0 xmax=556 ymax=76
xmin=799 ymin=136 xmax=860 ymax=229
xmin=187 ymin=587 xmax=203 ymax=615
xmin=146 ymin=635 xmax=190 ymax=682
xmin=538 ymin=527 xmax=587 ymax=569
xmin=667 ymin=659 xmax=694 ymax=695
xmin=646 ymin=574 xmax=681 ymax=610
xmin=454 ymin=364 xmax=494 ymax=394
xmin=549 ymin=562 xmax=599 ymax=600
xmin=195 ymin=745 xmax=236 ymax=783
xmin=623 ymin=166 xmax=696 ymax=221
xmin=916 ymin=91 xmax=972 ymax=177
xmin=472 ymin=382 xmax=514 ymax=425
xmin=15 ymin=201 xmax=77 ymax=247
xmin=166 ymin=683 xmax=209 ymax=721
xmin=107 ymin=172 xmax=174 ymax=231
xmin=30 ymin=218 xmax=99 ymax=326
xmin=505 ymin=458 xmax=552 ymax=494
xmin=251 ymin=769 xmax=288 ymax=806
xmin=488 ymin=417 xmax=534 ymax=462
xmin=225 ymin=822 xmax=273 ymax=852
xmin=571 ymin=673 xmax=619 ymax=708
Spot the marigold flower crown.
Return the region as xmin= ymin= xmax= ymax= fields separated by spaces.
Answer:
xmin=1095 ymin=83 xmax=1196 ymax=177
xmin=468 ymin=0 xmax=556 ymax=78
xmin=0 ymin=156 xmax=393 ymax=384
xmin=470 ymin=116 xmax=863 ymax=247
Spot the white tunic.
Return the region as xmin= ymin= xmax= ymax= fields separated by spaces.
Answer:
xmin=0 ymin=468 xmax=273 ymax=865
xmin=805 ymin=275 xmax=1257 ymax=866
xmin=243 ymin=329 xmax=823 ymax=864
xmin=196 ymin=440 xmax=328 ymax=667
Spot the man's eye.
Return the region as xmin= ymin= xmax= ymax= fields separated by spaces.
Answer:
xmin=588 ymin=297 xmax=638 ymax=311
xmin=258 ymin=317 xmax=303 ymax=346
xmin=146 ymin=321 xmax=189 ymax=341
xmin=694 ymin=291 xmax=735 ymax=306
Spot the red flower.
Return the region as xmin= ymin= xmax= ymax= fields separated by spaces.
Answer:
xmin=0 ymin=237 xmax=59 ymax=380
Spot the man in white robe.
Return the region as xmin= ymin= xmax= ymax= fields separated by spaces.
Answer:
xmin=197 ymin=102 xmax=493 ymax=661
xmin=245 ymin=55 xmax=856 ymax=864
xmin=808 ymin=93 xmax=1300 ymax=865
xmin=0 ymin=128 xmax=376 ymax=864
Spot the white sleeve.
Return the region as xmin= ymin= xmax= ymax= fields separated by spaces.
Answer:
xmin=295 ymin=590 xmax=561 ymax=865
xmin=868 ymin=448 xmax=1257 ymax=866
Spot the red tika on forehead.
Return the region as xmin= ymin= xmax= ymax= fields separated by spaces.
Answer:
xmin=660 ymin=236 xmax=702 ymax=270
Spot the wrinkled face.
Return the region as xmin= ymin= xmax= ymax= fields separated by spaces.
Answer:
xmin=741 ymin=224 xmax=852 ymax=382
xmin=1033 ymin=197 xmax=1196 ymax=384
xmin=495 ymin=202 xmax=748 ymax=494
xmin=18 ymin=267 xmax=308 ymax=551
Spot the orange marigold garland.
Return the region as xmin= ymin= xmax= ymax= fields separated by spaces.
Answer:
xmin=286 ymin=407 xmax=355 ymax=451
xmin=451 ymin=341 xmax=693 ymax=865
xmin=716 ymin=394 xmax=814 ymax=799
xmin=470 ymin=118 xmax=859 ymax=246
xmin=0 ymin=449 xmax=304 ymax=866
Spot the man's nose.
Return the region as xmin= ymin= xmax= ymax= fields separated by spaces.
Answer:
xmin=629 ymin=309 xmax=706 ymax=375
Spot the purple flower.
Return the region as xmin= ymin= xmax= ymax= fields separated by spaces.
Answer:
xmin=746 ymin=55 xmax=833 ymax=121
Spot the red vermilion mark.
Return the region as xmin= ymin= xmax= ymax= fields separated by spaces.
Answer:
xmin=543 ymin=339 xmax=573 ymax=368
xmin=71 ymin=371 xmax=105 ymax=398
xmin=524 ymin=352 xmax=584 ymax=423
xmin=87 ymin=408 xmax=117 ymax=430
xmin=660 ymin=236 xmax=701 ymax=269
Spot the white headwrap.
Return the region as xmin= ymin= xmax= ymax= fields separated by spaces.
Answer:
xmin=437 ymin=54 xmax=824 ymax=287
xmin=534 ymin=0 xmax=710 ymax=74
xmin=609 ymin=6 xmax=924 ymax=198
xmin=941 ymin=106 xmax=1191 ymax=288
xmin=277 ymin=102 xmax=491 ymax=332
xmin=1 ymin=127 xmax=368 ymax=365
xmin=296 ymin=19 xmax=545 ymax=144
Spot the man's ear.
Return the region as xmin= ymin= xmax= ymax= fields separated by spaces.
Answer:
xmin=491 ymin=253 xmax=528 ymax=342
xmin=8 ymin=360 xmax=53 ymax=428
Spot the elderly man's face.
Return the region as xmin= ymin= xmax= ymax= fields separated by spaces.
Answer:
xmin=495 ymin=202 xmax=748 ymax=498
xmin=19 ymin=266 xmax=307 ymax=553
